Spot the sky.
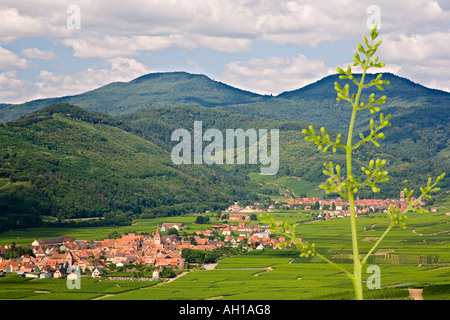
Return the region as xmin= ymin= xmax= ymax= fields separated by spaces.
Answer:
xmin=0 ymin=0 xmax=449 ymax=104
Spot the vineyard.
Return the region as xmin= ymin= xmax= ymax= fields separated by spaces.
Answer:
xmin=1 ymin=196 xmax=449 ymax=300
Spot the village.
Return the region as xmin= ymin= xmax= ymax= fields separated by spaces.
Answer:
xmin=0 ymin=220 xmax=293 ymax=281
xmin=0 ymin=191 xmax=426 ymax=281
xmin=227 ymin=190 xmax=425 ymax=219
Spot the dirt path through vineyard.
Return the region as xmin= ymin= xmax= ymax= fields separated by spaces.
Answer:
xmin=408 ymin=288 xmax=423 ymax=300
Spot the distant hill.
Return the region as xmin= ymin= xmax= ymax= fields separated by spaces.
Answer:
xmin=1 ymin=72 xmax=449 ymax=232
xmin=2 ymin=70 xmax=449 ymax=181
xmin=2 ymin=72 xmax=448 ymax=153
xmin=220 ymin=73 xmax=450 ymax=161
xmin=221 ymin=73 xmax=450 ymax=129
xmin=0 ymin=72 xmax=266 ymax=123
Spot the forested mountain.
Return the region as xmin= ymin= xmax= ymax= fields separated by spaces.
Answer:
xmin=0 ymin=104 xmax=264 ymax=232
xmin=0 ymin=72 xmax=266 ymax=123
xmin=2 ymin=72 xmax=448 ymax=163
xmin=0 ymin=71 xmax=449 ymax=232
xmin=221 ymin=73 xmax=450 ymax=126
xmin=119 ymin=105 xmax=449 ymax=199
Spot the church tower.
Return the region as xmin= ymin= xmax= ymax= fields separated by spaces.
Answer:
xmin=400 ymin=191 xmax=405 ymax=202
xmin=154 ymin=225 xmax=161 ymax=245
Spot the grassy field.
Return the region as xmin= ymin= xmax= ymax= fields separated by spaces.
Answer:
xmin=1 ymin=198 xmax=449 ymax=300
xmin=0 ymin=273 xmax=159 ymax=300
xmin=1 ymin=251 xmax=448 ymax=300
xmin=103 ymin=257 xmax=448 ymax=300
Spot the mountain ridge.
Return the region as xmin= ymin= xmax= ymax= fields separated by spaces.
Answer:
xmin=1 ymin=102 xmax=449 ymax=233
xmin=0 ymin=103 xmax=268 ymax=232
xmin=1 ymin=71 xmax=448 ymax=124
xmin=0 ymin=71 xmax=267 ymax=123
xmin=278 ymin=72 xmax=450 ymax=99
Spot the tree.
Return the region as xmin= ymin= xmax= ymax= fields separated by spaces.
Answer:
xmin=1 ymin=243 xmax=35 ymax=260
xmin=160 ymin=266 xmax=176 ymax=278
xmin=107 ymin=230 xmax=121 ymax=239
xmin=312 ymin=201 xmax=320 ymax=210
xmin=189 ymin=237 xmax=197 ymax=246
xmin=195 ymin=215 xmax=210 ymax=224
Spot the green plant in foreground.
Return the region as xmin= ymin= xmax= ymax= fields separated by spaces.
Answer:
xmin=261 ymin=24 xmax=445 ymax=300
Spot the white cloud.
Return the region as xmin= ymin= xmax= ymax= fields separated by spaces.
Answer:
xmin=376 ymin=31 xmax=450 ymax=93
xmin=62 ymin=33 xmax=253 ymax=59
xmin=259 ymin=2 xmax=362 ymax=46
xmin=34 ymin=57 xmax=151 ymax=98
xmin=0 ymin=6 xmax=70 ymax=43
xmin=0 ymin=71 xmax=30 ymax=101
xmin=1 ymin=0 xmax=450 ymax=102
xmin=220 ymin=54 xmax=334 ymax=95
xmin=1 ymin=0 xmax=448 ymax=45
xmin=0 ymin=46 xmax=30 ymax=69
xmin=186 ymin=60 xmax=204 ymax=74
xmin=193 ymin=35 xmax=252 ymax=53
xmin=0 ymin=8 xmax=44 ymax=42
xmin=388 ymin=58 xmax=450 ymax=93
xmin=1 ymin=1 xmax=449 ymax=55
xmin=62 ymin=35 xmax=197 ymax=59
xmin=0 ymin=57 xmax=151 ymax=103
xmin=380 ymin=32 xmax=450 ymax=62
xmin=20 ymin=48 xmax=57 ymax=60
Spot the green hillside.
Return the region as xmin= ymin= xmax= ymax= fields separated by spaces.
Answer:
xmin=220 ymin=73 xmax=450 ymax=160
xmin=0 ymin=103 xmax=265 ymax=232
xmin=221 ymin=73 xmax=450 ymax=129
xmin=0 ymin=71 xmax=449 ymax=233
xmin=1 ymin=72 xmax=448 ymax=166
xmin=120 ymin=105 xmax=450 ymax=199
xmin=2 ymin=71 xmax=447 ymax=165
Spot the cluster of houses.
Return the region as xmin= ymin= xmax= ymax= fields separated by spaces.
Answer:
xmin=211 ymin=222 xmax=290 ymax=249
xmin=2 ymin=191 xmax=423 ymax=279
xmin=319 ymin=192 xmax=424 ymax=219
xmin=225 ymin=202 xmax=275 ymax=214
xmin=0 ymin=221 xmax=296 ymax=279
xmin=226 ymin=191 xmax=425 ymax=220
xmin=0 ymin=238 xmax=103 ymax=279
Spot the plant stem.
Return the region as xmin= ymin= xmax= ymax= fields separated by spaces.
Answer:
xmin=314 ymin=251 xmax=354 ymax=280
xmin=346 ymin=64 xmax=368 ymax=300
xmin=348 ymin=189 xmax=363 ymax=300
xmin=361 ymin=224 xmax=393 ymax=266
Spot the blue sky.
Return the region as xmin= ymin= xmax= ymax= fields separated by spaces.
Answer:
xmin=0 ymin=0 xmax=449 ymax=104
